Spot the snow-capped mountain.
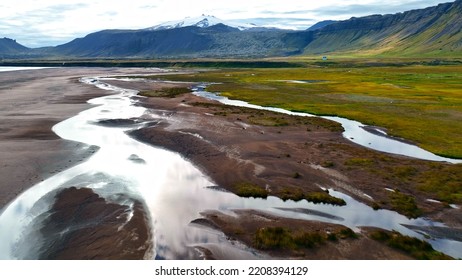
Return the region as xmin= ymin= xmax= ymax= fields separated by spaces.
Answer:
xmin=146 ymin=15 xmax=257 ymax=31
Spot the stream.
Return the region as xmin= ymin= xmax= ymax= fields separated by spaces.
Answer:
xmin=0 ymin=73 xmax=461 ymax=259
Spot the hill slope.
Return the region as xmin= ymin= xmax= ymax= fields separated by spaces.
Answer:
xmin=306 ymin=20 xmax=338 ymax=31
xmin=0 ymin=38 xmax=30 ymax=57
xmin=299 ymin=0 xmax=462 ymax=56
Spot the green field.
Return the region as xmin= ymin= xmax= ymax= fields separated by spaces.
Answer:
xmin=156 ymin=62 xmax=462 ymax=158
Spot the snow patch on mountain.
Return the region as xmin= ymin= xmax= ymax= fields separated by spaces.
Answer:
xmin=146 ymin=15 xmax=257 ymax=31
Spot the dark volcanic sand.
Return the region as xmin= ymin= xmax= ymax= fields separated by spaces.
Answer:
xmin=38 ymin=187 xmax=152 ymax=260
xmin=0 ymin=68 xmax=166 ymax=210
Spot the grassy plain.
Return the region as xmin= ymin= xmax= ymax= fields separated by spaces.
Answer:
xmin=155 ymin=62 xmax=462 ymax=158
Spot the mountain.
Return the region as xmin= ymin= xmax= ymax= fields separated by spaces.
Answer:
xmin=146 ymin=15 xmax=257 ymax=31
xmin=2 ymin=1 xmax=461 ymax=59
xmin=297 ymin=0 xmax=462 ymax=56
xmin=0 ymin=38 xmax=30 ymax=57
xmin=306 ymin=20 xmax=338 ymax=31
xmin=53 ymin=0 xmax=462 ymax=58
xmin=51 ymin=23 xmax=299 ymax=58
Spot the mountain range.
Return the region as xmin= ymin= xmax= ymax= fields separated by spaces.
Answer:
xmin=1 ymin=0 xmax=461 ymax=59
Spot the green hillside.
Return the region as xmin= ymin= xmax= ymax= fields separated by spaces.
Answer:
xmin=303 ymin=0 xmax=462 ymax=57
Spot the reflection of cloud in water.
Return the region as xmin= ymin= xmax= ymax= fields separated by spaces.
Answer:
xmin=276 ymin=207 xmax=345 ymax=221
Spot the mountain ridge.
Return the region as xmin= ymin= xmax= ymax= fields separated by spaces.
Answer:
xmin=278 ymin=0 xmax=462 ymax=57
xmin=0 ymin=38 xmax=30 ymax=57
xmin=50 ymin=25 xmax=295 ymax=58
xmin=2 ymin=1 xmax=461 ymax=59
xmin=306 ymin=20 xmax=338 ymax=31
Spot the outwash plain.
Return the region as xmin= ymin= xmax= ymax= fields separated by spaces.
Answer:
xmin=0 ymin=58 xmax=460 ymax=259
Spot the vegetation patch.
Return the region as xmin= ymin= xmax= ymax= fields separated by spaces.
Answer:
xmin=254 ymin=226 xmax=357 ymax=250
xmin=138 ymin=87 xmax=191 ymax=98
xmin=254 ymin=227 xmax=295 ymax=249
xmin=305 ymin=192 xmax=346 ymax=206
xmin=389 ymin=190 xmax=422 ymax=218
xmin=321 ymin=161 xmax=335 ymax=168
xmin=417 ymin=164 xmax=462 ymax=204
xmin=369 ymin=230 xmax=452 ymax=260
xmin=344 ymin=158 xmax=375 ymax=167
xmin=277 ymin=188 xmax=305 ymax=201
xmin=234 ymin=182 xmax=268 ymax=199
xmin=277 ymin=188 xmax=346 ymax=206
xmin=337 ymin=228 xmax=358 ymax=239
xmin=391 ymin=166 xmax=418 ymax=179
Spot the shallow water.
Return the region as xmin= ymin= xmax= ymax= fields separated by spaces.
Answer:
xmin=0 ymin=66 xmax=52 ymax=72
xmin=0 ymin=75 xmax=461 ymax=259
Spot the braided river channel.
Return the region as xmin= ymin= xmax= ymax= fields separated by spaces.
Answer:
xmin=0 ymin=71 xmax=460 ymax=259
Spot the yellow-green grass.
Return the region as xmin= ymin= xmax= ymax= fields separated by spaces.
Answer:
xmin=234 ymin=182 xmax=268 ymax=199
xmin=276 ymin=187 xmax=346 ymax=206
xmin=152 ymin=65 xmax=462 ymax=158
xmin=234 ymin=182 xmax=346 ymax=205
xmin=254 ymin=226 xmax=357 ymax=250
xmin=369 ymin=230 xmax=452 ymax=260
xmin=138 ymin=87 xmax=191 ymax=98
xmin=388 ymin=190 xmax=422 ymax=219
xmin=417 ymin=164 xmax=462 ymax=204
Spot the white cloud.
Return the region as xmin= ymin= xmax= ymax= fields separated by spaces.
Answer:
xmin=0 ymin=0 xmax=449 ymax=47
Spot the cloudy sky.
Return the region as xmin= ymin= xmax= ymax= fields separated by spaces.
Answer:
xmin=1 ymin=0 xmax=449 ymax=47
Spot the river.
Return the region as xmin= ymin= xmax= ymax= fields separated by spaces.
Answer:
xmin=0 ymin=66 xmax=52 ymax=72
xmin=191 ymin=84 xmax=462 ymax=164
xmin=0 ymin=70 xmax=461 ymax=259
